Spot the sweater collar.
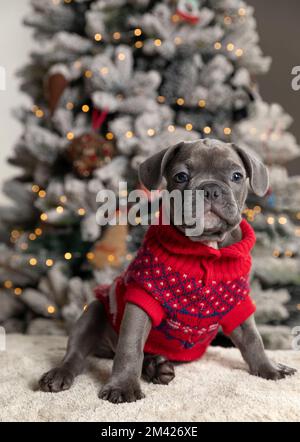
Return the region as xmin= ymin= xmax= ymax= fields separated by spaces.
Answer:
xmin=151 ymin=218 xmax=256 ymax=260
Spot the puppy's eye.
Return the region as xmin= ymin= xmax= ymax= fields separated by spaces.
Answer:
xmin=174 ymin=172 xmax=189 ymax=183
xmin=231 ymin=172 xmax=244 ymax=183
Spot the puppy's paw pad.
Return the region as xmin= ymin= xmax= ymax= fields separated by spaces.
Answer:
xmin=252 ymin=363 xmax=297 ymax=381
xmin=99 ymin=381 xmax=145 ymax=403
xmin=143 ymin=354 xmax=175 ymax=385
xmin=39 ymin=367 xmax=74 ymax=392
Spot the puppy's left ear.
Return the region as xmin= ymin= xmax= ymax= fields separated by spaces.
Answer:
xmin=232 ymin=144 xmax=269 ymax=197
xmin=139 ymin=142 xmax=184 ymax=190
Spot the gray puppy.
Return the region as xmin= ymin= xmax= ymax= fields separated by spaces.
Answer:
xmin=39 ymin=139 xmax=296 ymax=403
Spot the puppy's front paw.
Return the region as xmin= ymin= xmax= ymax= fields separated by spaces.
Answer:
xmin=251 ymin=362 xmax=297 ymax=381
xmin=99 ymin=378 xmax=145 ymax=403
xmin=39 ymin=367 xmax=74 ymax=392
xmin=143 ymin=354 xmax=175 ymax=385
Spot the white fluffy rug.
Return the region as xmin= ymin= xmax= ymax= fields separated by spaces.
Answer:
xmin=0 ymin=334 xmax=300 ymax=422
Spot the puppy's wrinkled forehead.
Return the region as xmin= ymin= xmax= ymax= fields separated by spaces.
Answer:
xmin=168 ymin=139 xmax=244 ymax=173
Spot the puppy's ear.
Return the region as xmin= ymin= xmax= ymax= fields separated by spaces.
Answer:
xmin=139 ymin=142 xmax=184 ymax=190
xmin=232 ymin=144 xmax=269 ymax=197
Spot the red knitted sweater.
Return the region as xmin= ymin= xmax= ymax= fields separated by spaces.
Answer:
xmin=95 ymin=219 xmax=256 ymax=362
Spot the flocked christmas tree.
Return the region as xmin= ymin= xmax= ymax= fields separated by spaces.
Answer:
xmin=0 ymin=0 xmax=299 ymax=347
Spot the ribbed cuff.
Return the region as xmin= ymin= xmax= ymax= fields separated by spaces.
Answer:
xmin=124 ymin=283 xmax=165 ymax=327
xmin=220 ymin=296 xmax=256 ymax=336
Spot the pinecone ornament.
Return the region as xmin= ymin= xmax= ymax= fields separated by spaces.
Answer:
xmin=65 ymin=132 xmax=115 ymax=178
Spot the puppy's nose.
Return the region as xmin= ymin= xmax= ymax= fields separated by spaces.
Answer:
xmin=202 ymin=183 xmax=222 ymax=202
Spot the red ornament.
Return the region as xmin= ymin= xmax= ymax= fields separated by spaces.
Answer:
xmin=65 ymin=132 xmax=115 ymax=178
xmin=176 ymin=0 xmax=201 ymax=25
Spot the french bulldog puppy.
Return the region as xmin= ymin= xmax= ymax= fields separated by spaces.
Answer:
xmin=39 ymin=139 xmax=296 ymax=403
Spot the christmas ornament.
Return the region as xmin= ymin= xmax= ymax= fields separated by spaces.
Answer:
xmin=46 ymin=73 xmax=69 ymax=115
xmin=176 ymin=0 xmax=202 ymax=24
xmin=65 ymin=132 xmax=115 ymax=178
xmin=90 ymin=224 xmax=128 ymax=269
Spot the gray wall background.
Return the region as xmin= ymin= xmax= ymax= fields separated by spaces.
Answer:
xmin=0 ymin=1 xmax=299 ymax=203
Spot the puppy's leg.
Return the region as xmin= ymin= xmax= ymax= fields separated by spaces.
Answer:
xmin=99 ymin=303 xmax=151 ymax=403
xmin=39 ymin=300 xmax=116 ymax=392
xmin=142 ymin=354 xmax=175 ymax=385
xmin=229 ymin=315 xmax=296 ymax=380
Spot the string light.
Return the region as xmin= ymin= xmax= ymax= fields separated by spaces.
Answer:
xmin=64 ymin=252 xmax=72 ymax=260
xmin=176 ymin=98 xmax=184 ymax=106
xmin=135 ymin=41 xmax=143 ymax=48
xmin=100 ymin=67 xmax=109 ymax=75
xmin=203 ymin=126 xmax=212 ymax=135
xmin=185 ymin=123 xmax=193 ymax=131
xmin=67 ymin=132 xmax=74 ymax=141
xmin=46 ymin=259 xmax=54 ymax=267
xmin=82 ymin=104 xmax=90 ymax=113
xmin=227 ymin=43 xmax=235 ymax=52
xmin=147 ymin=128 xmax=156 ymax=137
xmin=60 ymin=195 xmax=67 ymax=203
xmin=273 ymin=250 xmax=280 ymax=258
xmin=278 ymin=216 xmax=287 ymax=225
xmin=214 ymin=42 xmax=222 ymax=50
xmin=235 ymin=48 xmax=244 ymax=57
xmin=35 ymin=109 xmax=44 ymax=118
xmin=238 ymin=8 xmax=247 ymax=16
xmin=86 ymin=252 xmax=95 ymax=261
xmin=224 ymin=127 xmax=232 ymax=135
xmin=94 ymin=33 xmax=102 ymax=42
xmin=157 ymin=95 xmax=165 ymax=104
xmin=198 ymin=99 xmax=206 ymax=108
xmin=73 ymin=60 xmax=82 ymax=70
xmin=32 ymin=184 xmax=40 ymax=193
xmin=29 ymin=258 xmax=38 ymax=266
xmin=134 ymin=28 xmax=142 ymax=37
xmin=224 ymin=16 xmax=232 ymax=25
xmin=154 ymin=39 xmax=162 ymax=47
xmin=113 ymin=32 xmax=121 ymax=40
xmin=126 ymin=254 xmax=133 ymax=261
xmin=40 ymin=213 xmax=48 ymax=221
xmin=14 ymin=288 xmax=22 ymax=296
xmin=20 ymin=243 xmax=28 ymax=251
xmin=78 ymin=208 xmax=86 ymax=216
xmin=174 ymin=37 xmax=182 ymax=45
xmin=4 ymin=280 xmax=13 ymax=289
xmin=38 ymin=190 xmax=46 ymax=198
xmin=172 ymin=14 xmax=180 ymax=23
xmin=267 ymin=216 xmax=275 ymax=225
xmin=56 ymin=206 xmax=64 ymax=214
xmin=29 ymin=233 xmax=37 ymax=241
xmin=66 ymin=102 xmax=74 ymax=110
xmin=108 ymin=254 xmax=115 ymax=262
xmin=84 ymin=70 xmax=93 ymax=78
xmin=106 ymin=132 xmax=114 ymax=140
xmin=118 ymin=52 xmax=126 ymax=61
xmin=47 ymin=305 xmax=56 ymax=314
xmin=285 ymin=250 xmax=293 ymax=258
xmin=168 ymin=125 xmax=175 ymax=133
xmin=125 ymin=131 xmax=133 ymax=138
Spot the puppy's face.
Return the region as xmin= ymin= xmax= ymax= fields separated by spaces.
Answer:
xmin=139 ymin=139 xmax=269 ymax=243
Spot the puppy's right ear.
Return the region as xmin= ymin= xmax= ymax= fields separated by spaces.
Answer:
xmin=138 ymin=142 xmax=184 ymax=190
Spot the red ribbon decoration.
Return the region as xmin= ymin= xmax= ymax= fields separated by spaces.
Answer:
xmin=92 ymin=107 xmax=109 ymax=131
